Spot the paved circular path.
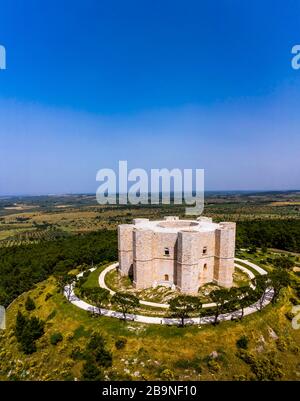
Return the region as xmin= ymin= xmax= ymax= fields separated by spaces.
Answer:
xmin=64 ymin=258 xmax=273 ymax=325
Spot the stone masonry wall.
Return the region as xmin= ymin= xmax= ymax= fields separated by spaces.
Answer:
xmin=214 ymin=222 xmax=236 ymax=287
xmin=118 ymin=224 xmax=133 ymax=276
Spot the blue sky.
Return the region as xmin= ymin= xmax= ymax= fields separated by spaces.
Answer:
xmin=0 ymin=0 xmax=300 ymax=195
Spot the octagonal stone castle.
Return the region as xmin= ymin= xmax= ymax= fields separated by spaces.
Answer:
xmin=118 ymin=216 xmax=236 ymax=295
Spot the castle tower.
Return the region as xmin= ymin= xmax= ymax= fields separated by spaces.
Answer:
xmin=214 ymin=222 xmax=236 ymax=287
xmin=118 ymin=224 xmax=134 ymax=276
xmin=177 ymin=230 xmax=200 ymax=294
xmin=133 ymin=227 xmax=153 ymax=289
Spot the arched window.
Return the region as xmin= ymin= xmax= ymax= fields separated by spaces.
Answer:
xmin=203 ymin=263 xmax=208 ymax=270
xmin=203 ymin=247 xmax=207 ymax=255
xmin=164 ymin=274 xmax=169 ymax=281
xmin=164 ymin=247 xmax=170 ymax=256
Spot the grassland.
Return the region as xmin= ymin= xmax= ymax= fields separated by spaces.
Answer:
xmin=0 ymin=271 xmax=299 ymax=381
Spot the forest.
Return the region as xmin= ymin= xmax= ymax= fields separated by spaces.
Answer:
xmin=236 ymin=220 xmax=300 ymax=252
xmin=0 ymin=230 xmax=117 ymax=307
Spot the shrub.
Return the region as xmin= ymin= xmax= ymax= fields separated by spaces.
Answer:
xmin=137 ymin=347 xmax=149 ymax=358
xmin=289 ymin=297 xmax=299 ymax=305
xmin=73 ymin=325 xmax=90 ymax=340
xmin=233 ymin=374 xmax=248 ymax=381
xmin=45 ymin=293 xmax=53 ymax=301
xmin=70 ymin=346 xmax=85 ymax=360
xmin=236 ymin=349 xmax=255 ymax=364
xmin=46 ymin=310 xmax=57 ymax=321
xmin=285 ymin=311 xmax=294 ymax=321
xmin=174 ymin=357 xmax=202 ymax=373
xmin=290 ymin=345 xmax=299 ymax=354
xmin=80 ymin=334 xmax=112 ymax=381
xmin=174 ymin=359 xmax=191 ymax=369
xmin=86 ymin=334 xmax=112 ymax=368
xmin=25 ymin=296 xmax=36 ymax=311
xmin=251 ymin=357 xmax=283 ymax=380
xmin=161 ymin=369 xmax=174 ymax=381
xmin=63 ymin=373 xmax=75 ymax=381
xmin=50 ymin=332 xmax=63 ymax=345
xmin=236 ymin=335 xmax=249 ymax=349
xmin=276 ymin=338 xmax=288 ymax=352
xmin=81 ymin=360 xmax=104 ymax=381
xmin=115 ymin=338 xmax=127 ymax=350
xmin=237 ymin=350 xmax=283 ymax=380
xmin=207 ymin=359 xmax=221 ymax=372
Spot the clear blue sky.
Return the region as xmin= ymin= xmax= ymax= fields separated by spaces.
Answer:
xmin=0 ymin=0 xmax=300 ymax=195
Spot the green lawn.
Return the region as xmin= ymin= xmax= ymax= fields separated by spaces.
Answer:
xmin=81 ymin=263 xmax=110 ymax=290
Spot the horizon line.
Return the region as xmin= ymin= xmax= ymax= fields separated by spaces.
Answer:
xmin=1 ymin=188 xmax=300 ymax=198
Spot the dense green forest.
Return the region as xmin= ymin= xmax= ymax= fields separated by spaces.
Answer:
xmin=236 ymin=220 xmax=300 ymax=252
xmin=0 ymin=220 xmax=299 ymax=308
xmin=0 ymin=230 xmax=117 ymax=307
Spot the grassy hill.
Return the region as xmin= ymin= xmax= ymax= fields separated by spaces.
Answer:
xmin=0 ymin=271 xmax=299 ymax=381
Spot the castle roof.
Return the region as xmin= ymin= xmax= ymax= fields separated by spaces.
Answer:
xmin=131 ymin=216 xmax=221 ymax=233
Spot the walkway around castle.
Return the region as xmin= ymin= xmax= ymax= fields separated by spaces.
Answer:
xmin=64 ymin=259 xmax=274 ymax=325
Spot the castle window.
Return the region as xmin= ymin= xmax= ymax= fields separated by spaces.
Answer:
xmin=203 ymin=263 xmax=208 ymax=270
xmin=164 ymin=247 xmax=170 ymax=256
xmin=164 ymin=274 xmax=169 ymax=281
xmin=203 ymin=247 xmax=207 ymax=255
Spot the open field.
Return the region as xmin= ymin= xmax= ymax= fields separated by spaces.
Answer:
xmin=0 ymin=191 xmax=300 ymax=247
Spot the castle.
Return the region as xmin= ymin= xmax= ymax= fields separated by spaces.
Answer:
xmin=118 ymin=216 xmax=236 ymax=295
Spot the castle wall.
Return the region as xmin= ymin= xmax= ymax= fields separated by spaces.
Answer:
xmin=195 ymin=230 xmax=215 ymax=286
xmin=214 ymin=222 xmax=236 ymax=287
xmin=133 ymin=228 xmax=153 ymax=289
xmin=152 ymin=232 xmax=178 ymax=285
xmin=118 ymin=224 xmax=134 ymax=276
xmin=177 ymin=231 xmax=201 ymax=294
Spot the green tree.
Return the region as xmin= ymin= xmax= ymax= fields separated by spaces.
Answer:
xmin=273 ymin=256 xmax=294 ymax=270
xmin=50 ymin=332 xmax=63 ymax=345
xmin=251 ymin=275 xmax=271 ymax=311
xmin=169 ymin=295 xmax=202 ymax=327
xmin=85 ymin=287 xmax=110 ymax=315
xmin=81 ymin=360 xmax=104 ymax=381
xmin=261 ymin=246 xmax=268 ymax=254
xmin=80 ymin=334 xmax=112 ymax=381
xmin=210 ymin=289 xmax=230 ymax=325
xmin=15 ymin=311 xmax=27 ymax=341
xmin=14 ymin=312 xmax=45 ymax=354
xmin=86 ymin=334 xmax=112 ymax=368
xmin=111 ymin=292 xmax=139 ymax=320
xmin=229 ymin=285 xmax=253 ymax=319
xmin=269 ymin=270 xmax=290 ymax=304
xmin=25 ymin=296 xmax=36 ymax=311
xmin=54 ymin=272 xmax=69 ymax=294
xmin=54 ymin=273 xmax=77 ymax=300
